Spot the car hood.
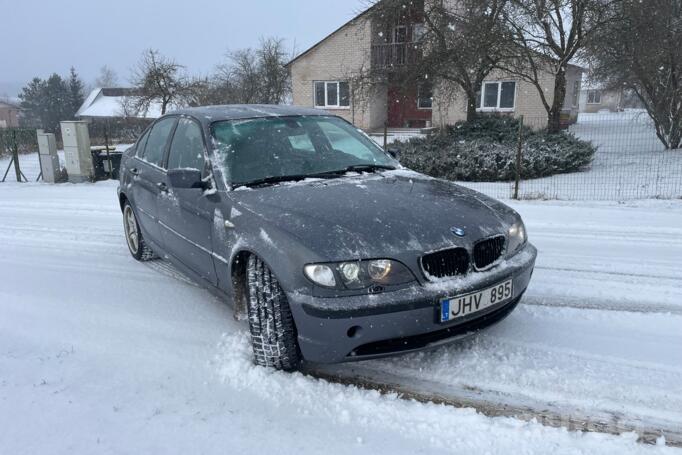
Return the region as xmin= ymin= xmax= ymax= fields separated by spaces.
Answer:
xmin=229 ymin=170 xmax=512 ymax=261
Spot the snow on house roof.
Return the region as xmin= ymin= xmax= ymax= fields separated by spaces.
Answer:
xmin=0 ymin=99 xmax=20 ymax=109
xmin=76 ymin=88 xmax=164 ymax=119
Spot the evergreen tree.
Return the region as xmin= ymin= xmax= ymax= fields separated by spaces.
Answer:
xmin=68 ymin=67 xmax=85 ymax=119
xmin=18 ymin=73 xmax=71 ymax=132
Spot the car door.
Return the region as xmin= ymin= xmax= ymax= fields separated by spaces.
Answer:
xmin=129 ymin=117 xmax=177 ymax=245
xmin=157 ymin=117 xmax=218 ymax=285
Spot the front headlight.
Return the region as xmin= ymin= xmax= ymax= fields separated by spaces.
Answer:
xmin=507 ymin=220 xmax=528 ymax=256
xmin=304 ymin=259 xmax=415 ymax=290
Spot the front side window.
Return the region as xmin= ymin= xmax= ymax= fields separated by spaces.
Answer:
xmin=212 ymin=115 xmax=396 ymax=186
xmin=587 ymin=90 xmax=602 ymax=104
xmin=168 ymin=118 xmax=206 ymax=171
xmin=135 ymin=128 xmax=151 ymax=158
xmin=573 ymin=80 xmax=581 ymax=107
xmin=315 ymin=81 xmax=350 ymax=108
xmin=478 ymin=81 xmax=516 ymax=111
xmin=142 ymin=117 xmax=177 ymax=168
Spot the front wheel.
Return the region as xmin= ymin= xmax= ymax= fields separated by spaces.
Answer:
xmin=246 ymin=255 xmax=301 ymax=370
xmin=122 ymin=202 xmax=156 ymax=262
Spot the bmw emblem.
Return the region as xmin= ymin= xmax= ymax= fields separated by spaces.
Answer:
xmin=451 ymin=227 xmax=466 ymax=237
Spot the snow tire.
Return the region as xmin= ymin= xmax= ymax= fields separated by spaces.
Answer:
xmin=246 ymin=255 xmax=301 ymax=371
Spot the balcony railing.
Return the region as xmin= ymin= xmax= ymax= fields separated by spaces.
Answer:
xmin=371 ymin=43 xmax=420 ymax=69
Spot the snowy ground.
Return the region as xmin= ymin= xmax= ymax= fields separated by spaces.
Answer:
xmin=1 ymin=180 xmax=681 ymax=454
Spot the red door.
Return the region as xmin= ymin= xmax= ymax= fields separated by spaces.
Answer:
xmin=387 ymin=85 xmax=432 ymax=128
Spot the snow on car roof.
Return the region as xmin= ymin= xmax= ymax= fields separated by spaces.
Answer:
xmin=168 ymin=104 xmax=329 ymax=123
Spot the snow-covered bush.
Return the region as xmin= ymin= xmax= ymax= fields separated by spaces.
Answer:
xmin=395 ymin=116 xmax=596 ymax=182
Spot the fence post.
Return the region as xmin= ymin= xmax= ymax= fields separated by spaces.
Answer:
xmin=383 ymin=121 xmax=388 ymax=150
xmin=12 ymin=130 xmax=23 ymax=183
xmin=104 ymin=127 xmax=113 ymax=180
xmin=514 ymin=116 xmax=524 ymax=200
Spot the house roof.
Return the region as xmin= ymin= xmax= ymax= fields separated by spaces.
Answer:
xmin=0 ymin=100 xmax=20 ymax=109
xmin=286 ymin=4 xmax=587 ymax=75
xmin=286 ymin=6 xmax=374 ymax=68
xmin=76 ymin=87 xmax=164 ymax=119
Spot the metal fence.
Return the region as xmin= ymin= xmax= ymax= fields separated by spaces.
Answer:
xmin=495 ymin=112 xmax=680 ymax=200
xmin=2 ymin=111 xmax=681 ymax=200
xmin=0 ymin=128 xmax=38 ymax=182
xmin=376 ymin=111 xmax=682 ymax=201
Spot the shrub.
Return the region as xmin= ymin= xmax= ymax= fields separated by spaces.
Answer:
xmin=395 ymin=116 xmax=596 ymax=182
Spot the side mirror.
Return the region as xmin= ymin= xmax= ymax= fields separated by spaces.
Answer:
xmin=386 ymin=147 xmax=401 ymax=160
xmin=167 ymin=169 xmax=206 ymax=190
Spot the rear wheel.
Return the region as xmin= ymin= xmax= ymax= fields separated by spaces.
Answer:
xmin=246 ymin=255 xmax=301 ymax=370
xmin=123 ymin=202 xmax=156 ymax=262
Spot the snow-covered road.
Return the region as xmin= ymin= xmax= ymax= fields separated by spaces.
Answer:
xmin=0 ymin=181 xmax=680 ymax=454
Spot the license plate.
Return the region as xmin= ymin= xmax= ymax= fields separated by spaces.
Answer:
xmin=440 ymin=279 xmax=513 ymax=323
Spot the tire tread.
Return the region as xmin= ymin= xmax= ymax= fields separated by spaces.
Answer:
xmin=246 ymin=256 xmax=300 ymax=370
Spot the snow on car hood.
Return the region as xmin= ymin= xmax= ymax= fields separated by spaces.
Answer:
xmin=229 ymin=171 xmax=510 ymax=261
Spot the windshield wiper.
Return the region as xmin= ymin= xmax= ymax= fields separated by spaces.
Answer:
xmin=234 ymin=175 xmax=315 ymax=188
xmin=318 ymin=164 xmax=397 ymax=176
xmin=234 ymin=165 xmax=397 ymax=188
xmin=235 ymin=173 xmax=343 ymax=188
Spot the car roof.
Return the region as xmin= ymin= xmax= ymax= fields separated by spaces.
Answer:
xmin=166 ymin=104 xmax=329 ymax=124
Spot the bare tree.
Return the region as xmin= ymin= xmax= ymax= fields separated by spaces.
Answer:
xmin=130 ymin=49 xmax=191 ymax=115
xmin=209 ymin=37 xmax=291 ymax=105
xmin=95 ymin=65 xmax=119 ymax=88
xmin=587 ymin=0 xmax=682 ymax=149
xmin=220 ymin=48 xmax=262 ymax=104
xmin=500 ymin=0 xmax=613 ymax=132
xmin=257 ymin=38 xmax=291 ymax=104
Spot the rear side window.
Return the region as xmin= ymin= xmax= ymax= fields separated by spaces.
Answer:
xmin=168 ymin=118 xmax=206 ymax=171
xmin=143 ymin=117 xmax=176 ymax=168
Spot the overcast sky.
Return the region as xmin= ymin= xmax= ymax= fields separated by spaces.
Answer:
xmin=0 ymin=0 xmax=368 ymax=97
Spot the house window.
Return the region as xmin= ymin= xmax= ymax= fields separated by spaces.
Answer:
xmin=417 ymin=81 xmax=433 ymax=109
xmin=478 ymin=81 xmax=516 ymax=111
xmin=587 ymin=90 xmax=602 ymax=104
xmin=314 ymin=81 xmax=350 ymax=108
xmin=394 ymin=25 xmax=408 ymax=43
xmin=413 ymin=23 xmax=426 ymax=42
xmin=572 ymin=81 xmax=580 ymax=107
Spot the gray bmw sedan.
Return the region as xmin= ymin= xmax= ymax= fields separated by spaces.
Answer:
xmin=118 ymin=105 xmax=537 ymax=370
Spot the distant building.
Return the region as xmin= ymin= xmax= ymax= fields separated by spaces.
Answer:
xmin=0 ymin=100 xmax=20 ymax=128
xmin=579 ymin=81 xmax=623 ymax=113
xmin=76 ymin=88 xmax=164 ymax=120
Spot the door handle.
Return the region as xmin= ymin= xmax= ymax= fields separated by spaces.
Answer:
xmin=157 ymin=182 xmax=168 ymax=192
xmin=130 ymin=168 xmax=139 ymax=176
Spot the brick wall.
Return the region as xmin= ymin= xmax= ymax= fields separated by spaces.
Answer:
xmin=433 ymin=68 xmax=565 ymax=128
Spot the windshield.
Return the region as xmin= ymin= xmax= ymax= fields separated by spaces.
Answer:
xmin=211 ymin=115 xmax=397 ymax=186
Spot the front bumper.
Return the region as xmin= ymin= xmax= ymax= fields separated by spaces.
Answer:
xmin=287 ymin=243 xmax=537 ymax=364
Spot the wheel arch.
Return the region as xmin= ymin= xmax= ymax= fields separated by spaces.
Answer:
xmin=230 ymin=249 xmax=252 ymax=320
xmin=118 ymin=192 xmax=129 ymax=212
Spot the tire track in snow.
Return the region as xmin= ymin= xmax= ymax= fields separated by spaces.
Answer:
xmin=304 ymin=365 xmax=682 ymax=448
xmin=306 ymin=303 xmax=682 ymax=448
